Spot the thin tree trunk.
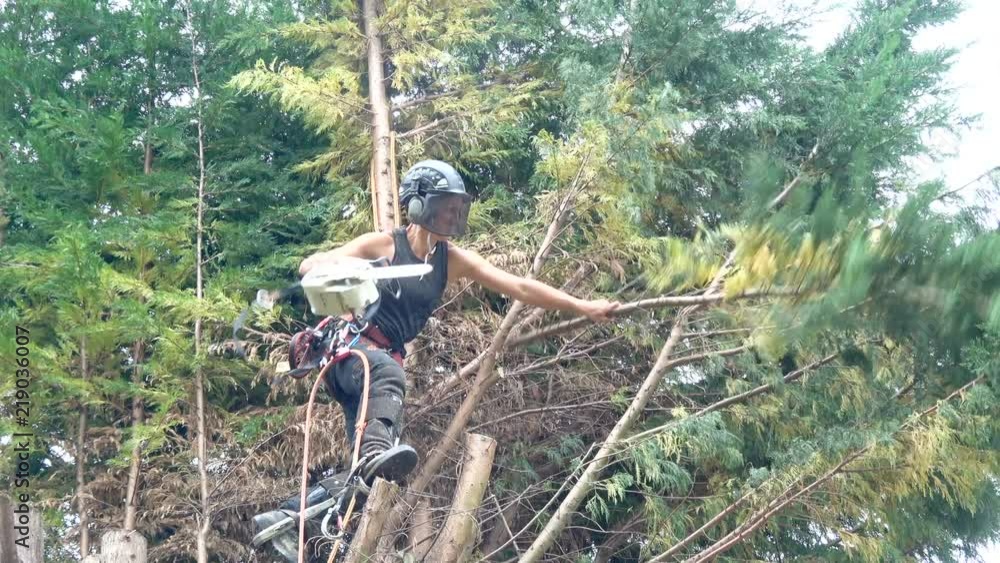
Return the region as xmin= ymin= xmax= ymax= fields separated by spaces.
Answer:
xmin=435 ymin=433 xmax=498 ymax=563
xmin=77 ymin=335 xmax=91 ymax=556
xmin=187 ymin=6 xmax=212 ymax=560
xmin=0 ymin=207 xmax=8 ymax=247
xmin=123 ymin=339 xmax=145 ymax=531
xmin=517 ymin=316 xmax=697 ymax=562
xmin=614 ymin=0 xmax=639 ymax=84
xmin=362 ymin=0 xmax=395 ymax=231
xmin=0 ymin=149 xmax=6 ymax=246
xmin=124 ymin=76 xmax=157 ymax=533
xmin=14 ymin=505 xmax=44 ymax=563
xmin=518 ymin=142 xmax=819 ymax=562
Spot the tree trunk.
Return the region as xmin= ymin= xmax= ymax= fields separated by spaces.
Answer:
xmin=613 ymin=0 xmax=639 ymax=84
xmin=124 ymin=87 xmax=157 ymax=533
xmin=408 ymin=500 xmax=436 ymax=560
xmin=0 ymin=152 xmax=6 ymax=247
xmin=344 ymin=479 xmax=399 ymax=563
xmin=188 ymin=7 xmax=212 ymax=561
xmin=434 ymin=433 xmax=497 ymax=563
xmin=361 ymin=0 xmax=396 ymax=231
xmin=13 ymin=504 xmax=44 ymax=563
xmin=0 ymin=496 xmax=19 ymax=563
xmin=0 ymin=207 xmax=8 ymax=247
xmin=98 ymin=529 xmax=147 ymax=563
xmin=123 ymin=339 xmax=145 ymax=531
xmin=77 ymin=335 xmax=91 ymax=556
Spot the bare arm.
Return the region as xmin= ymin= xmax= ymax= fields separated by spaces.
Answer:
xmin=448 ymin=245 xmax=619 ymax=321
xmin=298 ymin=232 xmax=392 ymax=276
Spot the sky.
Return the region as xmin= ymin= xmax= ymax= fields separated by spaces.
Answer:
xmin=741 ymin=1 xmax=1000 ymax=560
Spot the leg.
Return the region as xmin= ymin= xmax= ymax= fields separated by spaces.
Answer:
xmin=325 ymin=355 xmax=359 ymax=442
xmin=332 ymin=345 xmax=418 ymax=482
xmin=358 ymin=349 xmax=407 ymax=458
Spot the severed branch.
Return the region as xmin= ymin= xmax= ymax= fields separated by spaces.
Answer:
xmin=507 ymin=289 xmax=787 ymax=350
xmin=396 ymin=114 xmax=464 ymax=140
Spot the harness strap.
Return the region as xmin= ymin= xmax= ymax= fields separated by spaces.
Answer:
xmin=358 ymin=324 xmax=404 ymax=367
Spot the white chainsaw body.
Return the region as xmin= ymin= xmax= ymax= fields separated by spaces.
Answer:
xmin=299 ymin=257 xmax=432 ymax=317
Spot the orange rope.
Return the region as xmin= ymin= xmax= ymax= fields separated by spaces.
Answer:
xmin=299 ymin=349 xmax=372 ymax=563
xmin=349 ymin=349 xmax=372 ymax=468
xmin=328 ymin=349 xmax=371 ymax=561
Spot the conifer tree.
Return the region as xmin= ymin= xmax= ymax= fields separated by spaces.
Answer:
xmin=1 ymin=1 xmax=998 ymax=562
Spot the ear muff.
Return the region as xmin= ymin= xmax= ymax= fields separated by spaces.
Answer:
xmin=407 ymin=195 xmax=425 ymax=223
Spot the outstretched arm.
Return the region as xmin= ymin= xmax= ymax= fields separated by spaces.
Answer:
xmin=448 ymin=245 xmax=620 ymax=322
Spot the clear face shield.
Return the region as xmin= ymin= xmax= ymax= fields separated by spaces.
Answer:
xmin=422 ymin=191 xmax=472 ymax=237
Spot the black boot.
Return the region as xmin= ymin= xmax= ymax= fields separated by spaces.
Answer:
xmin=356 ymin=395 xmax=418 ymax=483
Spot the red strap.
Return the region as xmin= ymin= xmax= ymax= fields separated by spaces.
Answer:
xmin=363 ymin=324 xmax=393 ymax=348
xmin=358 ymin=328 xmax=404 ymax=367
xmin=392 ymin=351 xmax=403 ymax=367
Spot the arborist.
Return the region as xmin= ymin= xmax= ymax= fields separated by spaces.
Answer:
xmin=253 ymin=160 xmax=619 ymax=560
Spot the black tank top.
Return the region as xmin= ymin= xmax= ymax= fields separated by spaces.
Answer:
xmin=369 ymin=227 xmax=448 ymax=351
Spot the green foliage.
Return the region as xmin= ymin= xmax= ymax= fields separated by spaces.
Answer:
xmin=1 ymin=0 xmax=998 ymax=561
